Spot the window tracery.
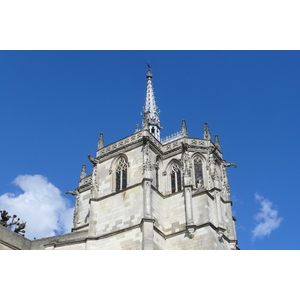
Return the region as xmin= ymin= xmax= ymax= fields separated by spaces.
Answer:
xmin=115 ymin=157 xmax=128 ymax=192
xmin=170 ymin=162 xmax=182 ymax=193
xmin=193 ymin=156 xmax=203 ymax=188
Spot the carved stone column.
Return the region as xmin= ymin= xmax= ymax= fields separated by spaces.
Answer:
xmin=182 ymin=143 xmax=195 ymax=238
xmin=184 ymin=185 xmax=195 ymax=238
xmin=141 ymin=136 xmax=155 ymax=249
xmin=214 ymin=189 xmax=226 ymax=235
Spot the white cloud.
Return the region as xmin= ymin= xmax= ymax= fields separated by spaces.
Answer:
xmin=0 ymin=174 xmax=74 ymax=240
xmin=252 ymin=193 xmax=283 ymax=241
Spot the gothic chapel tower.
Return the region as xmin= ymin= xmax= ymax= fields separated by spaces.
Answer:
xmin=63 ymin=66 xmax=239 ymax=250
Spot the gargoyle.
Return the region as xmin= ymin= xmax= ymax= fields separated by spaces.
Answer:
xmin=87 ymin=154 xmax=99 ymax=165
xmin=66 ymin=190 xmax=79 ymax=196
xmin=223 ymin=161 xmax=237 ymax=168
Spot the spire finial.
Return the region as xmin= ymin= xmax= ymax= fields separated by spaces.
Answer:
xmin=80 ymin=164 xmax=86 ymax=180
xmin=214 ymin=134 xmax=221 ymax=150
xmin=146 ymin=61 xmax=153 ymax=78
xmin=204 ymin=122 xmax=211 ymax=140
xmin=142 ymin=111 xmax=149 ymax=130
xmin=143 ymin=63 xmax=161 ymax=140
xmin=146 ymin=61 xmax=152 ymax=72
xmin=98 ymin=132 xmax=104 ymax=149
xmin=182 ymin=120 xmax=188 ymax=137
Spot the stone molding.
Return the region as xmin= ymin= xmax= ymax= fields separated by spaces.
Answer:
xmin=79 ymin=174 xmax=92 ymax=188
xmin=91 ymin=129 xmax=212 ymax=165
xmin=88 ymin=182 xmax=141 ymax=203
xmin=153 ymin=221 xmax=238 ymax=245
xmin=26 ymin=220 xmax=238 ymax=250
xmin=140 ymin=218 xmax=155 ymax=224
xmin=72 ymin=223 xmax=89 ymax=232
xmin=0 ymin=240 xmax=20 ymax=250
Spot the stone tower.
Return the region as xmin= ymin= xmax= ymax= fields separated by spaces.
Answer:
xmin=0 ymin=66 xmax=238 ymax=250
xmin=64 ymin=66 xmax=239 ymax=250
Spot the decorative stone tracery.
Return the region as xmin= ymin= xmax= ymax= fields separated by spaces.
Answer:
xmin=115 ymin=157 xmax=129 ymax=192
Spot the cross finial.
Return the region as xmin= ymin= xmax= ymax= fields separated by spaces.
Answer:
xmin=204 ymin=122 xmax=211 ymax=140
xmin=146 ymin=61 xmax=152 ymax=72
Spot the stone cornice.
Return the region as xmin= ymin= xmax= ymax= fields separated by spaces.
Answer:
xmin=89 ymin=182 xmax=141 ymax=203
xmin=220 ymin=197 xmax=233 ymax=205
xmin=37 ymin=221 xmax=238 ymax=249
xmin=96 ymin=130 xmax=144 ymax=162
xmin=72 ymin=223 xmax=89 ymax=232
xmin=79 ymin=174 xmax=92 ymax=189
xmin=87 ymin=223 xmax=141 ymax=241
xmin=0 ymin=240 xmax=20 ymax=250
xmin=140 ymin=218 xmax=156 ymax=224
xmin=93 ymin=129 xmax=214 ymax=163
xmin=83 ymin=178 xmax=227 ymax=204
xmin=154 ymin=221 xmax=238 ymax=245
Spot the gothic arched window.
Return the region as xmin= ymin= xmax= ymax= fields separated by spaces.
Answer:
xmin=116 ymin=157 xmax=128 ymax=192
xmin=194 ymin=156 xmax=203 ymax=188
xmin=171 ymin=163 xmax=182 ymax=193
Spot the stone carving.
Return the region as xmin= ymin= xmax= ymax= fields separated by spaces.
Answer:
xmin=87 ymin=154 xmax=99 ymax=165
xmin=142 ymin=137 xmax=152 ymax=174
xmin=171 ymin=162 xmax=182 ymax=173
xmin=214 ymin=134 xmax=221 ymax=150
xmin=92 ymin=164 xmax=99 ymax=194
xmin=79 ymin=175 xmax=92 ymax=187
xmin=90 ymin=185 xmax=97 ymax=199
xmin=196 ymin=176 xmax=203 ymax=189
xmin=219 ymin=160 xmax=236 ymax=196
xmin=66 ymin=190 xmax=79 ymax=196
xmin=181 ymin=120 xmax=188 ymax=137
xmin=230 ymin=242 xmax=237 ymax=250
xmin=142 ymin=112 xmax=149 ymax=130
xmin=97 ymin=131 xmax=144 ymax=160
xmin=203 ymin=122 xmax=211 ymax=140
xmin=66 ymin=190 xmax=80 ymax=225
xmin=80 ymin=164 xmax=86 ymax=180
xmin=223 ymin=161 xmax=237 ymax=168
xmin=187 ymin=226 xmax=195 ymax=239
xmin=181 ymin=142 xmax=192 ymax=184
xmin=161 ymin=131 xmax=183 ymax=145
xmin=208 ymin=150 xmax=217 ymax=181
xmin=217 ymin=228 xmax=226 ymax=242
xmin=98 ymin=132 xmax=104 ymax=149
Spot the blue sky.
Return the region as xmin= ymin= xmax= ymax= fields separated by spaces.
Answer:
xmin=1 ymin=50 xmax=299 ymax=249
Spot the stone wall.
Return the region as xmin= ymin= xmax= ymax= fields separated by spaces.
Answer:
xmin=0 ymin=225 xmax=31 ymax=250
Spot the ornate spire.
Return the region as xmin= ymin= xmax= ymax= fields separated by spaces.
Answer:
xmin=204 ymin=122 xmax=211 ymax=140
xmin=214 ymin=134 xmax=221 ymax=150
xmin=143 ymin=62 xmax=161 ymax=140
xmin=182 ymin=120 xmax=188 ymax=138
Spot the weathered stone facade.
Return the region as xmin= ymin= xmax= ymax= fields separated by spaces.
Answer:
xmin=0 ymin=67 xmax=238 ymax=250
